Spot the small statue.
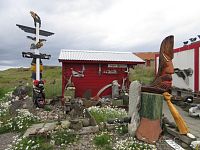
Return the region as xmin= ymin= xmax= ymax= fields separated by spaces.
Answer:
xmin=30 ymin=41 xmax=43 ymax=49
xmin=30 ymin=11 xmax=41 ymax=28
xmin=142 ymin=35 xmax=174 ymax=94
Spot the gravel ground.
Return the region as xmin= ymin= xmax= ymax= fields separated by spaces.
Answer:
xmin=0 ymin=132 xmax=18 ymax=150
xmin=0 ymin=132 xmax=180 ymax=150
xmin=63 ymin=133 xmax=175 ymax=150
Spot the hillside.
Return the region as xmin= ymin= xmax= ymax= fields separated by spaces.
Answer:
xmin=0 ymin=66 xmax=62 ymax=98
xmin=0 ymin=65 xmax=155 ymax=99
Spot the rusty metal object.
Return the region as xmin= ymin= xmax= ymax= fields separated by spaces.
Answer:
xmin=142 ymin=35 xmax=174 ymax=94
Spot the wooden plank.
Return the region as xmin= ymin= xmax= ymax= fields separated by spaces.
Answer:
xmin=166 ymin=126 xmax=196 ymax=145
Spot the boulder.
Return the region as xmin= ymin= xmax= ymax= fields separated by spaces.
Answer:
xmin=61 ymin=120 xmax=71 ymax=129
xmin=128 ymin=81 xmax=141 ymax=136
xmin=69 ymin=119 xmax=83 ymax=131
xmin=189 ymin=104 xmax=200 ymax=118
xmin=78 ymin=125 xmax=99 ymax=135
xmin=24 ymin=122 xmax=57 ymax=137
xmin=190 ymin=141 xmax=200 ymax=149
xmin=13 ymin=85 xmax=31 ymax=98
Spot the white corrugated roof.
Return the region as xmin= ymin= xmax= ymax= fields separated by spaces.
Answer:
xmin=58 ymin=49 xmax=145 ymax=63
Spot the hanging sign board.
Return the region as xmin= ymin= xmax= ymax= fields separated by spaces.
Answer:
xmin=108 ymin=64 xmax=127 ymax=68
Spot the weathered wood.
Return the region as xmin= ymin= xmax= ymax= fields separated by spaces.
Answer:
xmin=140 ymin=92 xmax=163 ymax=120
xmin=166 ymin=126 xmax=196 ymax=145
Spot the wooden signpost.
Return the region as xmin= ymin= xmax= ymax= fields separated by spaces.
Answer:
xmin=16 ymin=11 xmax=54 ymax=107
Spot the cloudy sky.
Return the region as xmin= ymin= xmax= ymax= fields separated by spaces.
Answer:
xmin=0 ymin=0 xmax=200 ymax=69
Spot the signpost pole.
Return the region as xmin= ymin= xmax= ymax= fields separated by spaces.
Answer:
xmin=35 ymin=23 xmax=40 ymax=81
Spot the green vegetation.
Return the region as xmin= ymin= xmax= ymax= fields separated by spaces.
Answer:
xmin=115 ymin=124 xmax=128 ymax=135
xmin=0 ymin=66 xmax=62 ymax=99
xmin=7 ymin=129 xmax=78 ymax=150
xmin=88 ymin=106 xmax=127 ymax=124
xmin=51 ymin=129 xmax=79 ymax=147
xmin=93 ymin=132 xmax=112 ymax=150
xmin=0 ymin=88 xmax=12 ymax=99
xmin=0 ymin=108 xmax=40 ymax=134
xmin=7 ymin=135 xmax=53 ymax=150
xmin=129 ymin=65 xmax=155 ymax=84
xmin=0 ymin=65 xmax=154 ymax=99
xmin=113 ymin=137 xmax=157 ymax=150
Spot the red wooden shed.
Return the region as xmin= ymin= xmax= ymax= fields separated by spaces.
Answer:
xmin=58 ymin=50 xmax=145 ymax=98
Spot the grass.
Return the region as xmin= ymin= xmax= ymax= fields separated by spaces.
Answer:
xmin=0 ymin=65 xmax=154 ymax=99
xmin=115 ymin=125 xmax=128 ymax=135
xmin=129 ymin=65 xmax=155 ymax=84
xmin=0 ymin=66 xmax=62 ymax=99
xmin=88 ymin=106 xmax=127 ymax=124
xmin=93 ymin=132 xmax=112 ymax=149
xmin=7 ymin=135 xmax=54 ymax=150
xmin=52 ymin=129 xmax=78 ymax=146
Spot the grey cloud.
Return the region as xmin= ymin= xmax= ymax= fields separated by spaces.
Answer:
xmin=1 ymin=0 xmax=200 ymax=70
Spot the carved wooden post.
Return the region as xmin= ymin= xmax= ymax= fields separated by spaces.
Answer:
xmin=140 ymin=92 xmax=163 ymax=120
xmin=136 ymin=92 xmax=163 ymax=143
xmin=136 ymin=35 xmax=174 ymax=143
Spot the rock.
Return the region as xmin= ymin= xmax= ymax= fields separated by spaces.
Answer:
xmin=105 ymin=123 xmax=116 ymax=131
xmin=61 ymin=120 xmax=70 ymax=129
xmin=23 ymin=96 xmax=35 ymax=113
xmin=24 ymin=122 xmax=57 ymax=137
xmin=81 ymin=118 xmax=90 ymax=127
xmin=9 ymin=100 xmax=24 ymax=116
xmin=190 ymin=141 xmax=200 ymax=149
xmin=98 ymin=122 xmax=105 ymax=131
xmin=70 ymin=119 xmax=83 ymax=131
xmin=189 ymin=104 xmax=200 ymax=117
xmin=181 ymin=142 xmax=189 ymax=149
xmin=22 ymin=103 xmax=27 ymax=109
xmin=128 ymin=81 xmax=141 ymax=116
xmin=78 ymin=125 xmax=99 ymax=134
xmin=128 ymin=81 xmax=141 ymax=136
xmin=70 ymin=100 xmax=85 ymax=118
xmin=12 ymin=85 xmax=31 ymax=99
xmin=84 ymin=109 xmax=97 ymax=126
xmin=112 ymin=80 xmax=120 ymax=99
